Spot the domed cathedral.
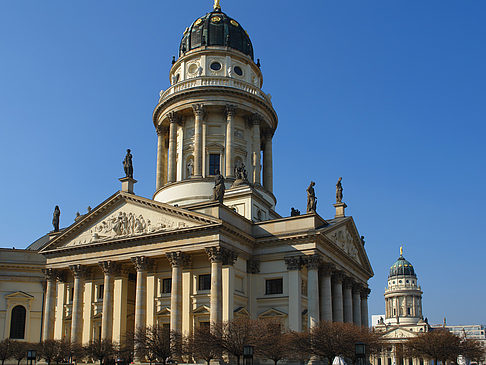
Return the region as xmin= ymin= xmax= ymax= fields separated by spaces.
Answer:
xmin=372 ymin=248 xmax=431 ymax=365
xmin=153 ymin=2 xmax=277 ymax=221
xmin=36 ymin=1 xmax=373 ymax=351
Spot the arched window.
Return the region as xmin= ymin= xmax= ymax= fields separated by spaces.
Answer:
xmin=10 ymin=305 xmax=26 ymax=339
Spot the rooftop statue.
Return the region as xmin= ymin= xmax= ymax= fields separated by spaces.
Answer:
xmin=52 ymin=205 xmax=60 ymax=232
xmin=336 ymin=177 xmax=343 ymax=203
xmin=213 ymin=170 xmax=225 ymax=203
xmin=123 ymin=149 xmax=133 ymax=178
xmin=306 ymin=181 xmax=317 ymax=213
xmin=291 ymin=207 xmax=301 ymax=217
xmin=232 ymin=162 xmax=249 ymax=187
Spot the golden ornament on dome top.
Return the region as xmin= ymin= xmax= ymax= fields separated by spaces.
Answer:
xmin=214 ymin=0 xmax=221 ymax=11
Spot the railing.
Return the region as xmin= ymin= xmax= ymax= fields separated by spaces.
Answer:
xmin=159 ymin=76 xmax=272 ymax=103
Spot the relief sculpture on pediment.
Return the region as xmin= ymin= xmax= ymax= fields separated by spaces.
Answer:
xmin=330 ymin=228 xmax=359 ymax=261
xmin=67 ymin=211 xmax=188 ymax=247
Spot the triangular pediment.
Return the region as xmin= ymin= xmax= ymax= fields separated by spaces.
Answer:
xmin=193 ymin=305 xmax=210 ymax=314
xmin=258 ymin=308 xmax=287 ymax=318
xmin=41 ymin=192 xmax=220 ymax=252
xmin=157 ymin=307 xmax=171 ymax=315
xmin=321 ymin=218 xmax=373 ymax=276
xmin=382 ymin=327 xmax=418 ymax=339
xmin=6 ymin=291 xmax=34 ymax=300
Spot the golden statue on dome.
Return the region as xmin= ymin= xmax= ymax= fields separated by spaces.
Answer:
xmin=214 ymin=0 xmax=221 ymax=11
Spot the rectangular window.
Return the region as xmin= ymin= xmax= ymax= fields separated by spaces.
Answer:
xmin=200 ymin=321 xmax=210 ymax=328
xmin=265 ymin=278 xmax=283 ymax=295
xmin=199 ymin=274 xmax=211 ymax=291
xmin=409 ymin=359 xmax=413 ymax=365
xmin=420 ymin=359 xmax=424 ymax=365
xmin=209 ymin=154 xmax=220 ymax=175
xmin=378 ymin=359 xmax=382 ymax=365
xmin=388 ymin=359 xmax=392 ymax=365
xmin=97 ymin=284 xmax=104 ymax=300
xmin=407 ymin=307 xmax=411 ymax=315
xmin=69 ymin=287 xmax=74 ymax=302
xmin=162 ymin=278 xmax=172 ymax=294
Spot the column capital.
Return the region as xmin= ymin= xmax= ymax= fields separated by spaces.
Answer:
xmin=156 ymin=124 xmax=168 ymax=136
xmin=69 ymin=264 xmax=88 ymax=279
xmin=343 ymin=277 xmax=354 ymax=289
xmin=222 ymin=249 xmax=238 ymax=266
xmin=98 ymin=260 xmax=120 ymax=275
xmin=205 ymin=246 xmax=237 ymax=264
xmin=43 ymin=268 xmax=62 ymax=281
xmin=225 ymin=104 xmax=237 ymax=117
xmin=353 ymin=282 xmax=363 ymax=293
xmin=263 ymin=130 xmax=274 ymax=141
xmin=284 ymin=256 xmax=303 ymax=271
xmin=166 ymin=111 xmax=181 ymax=124
xmin=332 ymin=271 xmax=345 ymax=283
xmin=320 ymin=262 xmax=335 ymax=276
xmin=361 ymin=287 xmax=371 ymax=299
xmin=248 ymin=113 xmax=263 ymax=125
xmin=304 ymin=254 xmax=322 ymax=270
xmin=131 ymin=256 xmax=152 ymax=272
xmin=166 ymin=251 xmax=191 ymax=268
xmin=192 ymin=103 xmax=205 ymax=117
xmin=246 ymin=259 xmax=260 ymax=274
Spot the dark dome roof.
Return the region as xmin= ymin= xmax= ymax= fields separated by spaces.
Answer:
xmin=179 ymin=10 xmax=254 ymax=60
xmin=389 ymin=255 xmax=416 ymax=278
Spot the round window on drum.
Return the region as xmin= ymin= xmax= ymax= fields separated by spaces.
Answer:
xmin=210 ymin=62 xmax=222 ymax=71
xmin=234 ymin=66 xmax=243 ymax=76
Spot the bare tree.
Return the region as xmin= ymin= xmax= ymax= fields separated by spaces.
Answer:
xmin=134 ymin=326 xmax=180 ymax=365
xmin=461 ymin=338 xmax=485 ymax=364
xmin=10 ymin=341 xmax=29 ymax=365
xmin=213 ymin=317 xmax=258 ymax=365
xmin=84 ymin=340 xmax=115 ymax=365
xmin=37 ymin=340 xmax=63 ymax=365
xmin=185 ymin=326 xmax=221 ymax=365
xmin=0 ymin=339 xmax=14 ymax=365
xmin=405 ymin=329 xmax=463 ymax=365
xmin=291 ymin=321 xmax=379 ymax=365
xmin=254 ymin=319 xmax=293 ymax=365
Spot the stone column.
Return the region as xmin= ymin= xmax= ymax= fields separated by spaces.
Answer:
xmin=99 ymin=261 xmax=119 ymax=341
xmin=206 ymin=247 xmax=224 ymax=327
xmin=305 ymin=255 xmax=321 ymax=329
xmin=42 ymin=269 xmax=58 ymax=341
xmin=250 ymin=114 xmax=261 ymax=185
xmin=332 ymin=272 xmax=344 ymax=322
xmin=156 ymin=125 xmax=167 ymax=190
xmin=69 ymin=265 xmax=87 ymax=343
xmin=263 ymin=132 xmax=273 ymax=193
xmin=361 ymin=288 xmax=370 ymax=327
xmin=192 ymin=104 xmax=205 ymax=177
xmin=246 ymin=259 xmax=260 ymax=319
xmin=222 ymin=249 xmax=238 ymax=322
xmin=225 ymin=105 xmax=236 ymax=177
xmin=131 ymin=256 xmax=151 ymax=334
xmin=166 ymin=252 xmax=190 ymax=333
xmin=285 ymin=256 xmax=302 ymax=331
xmin=343 ymin=278 xmax=353 ymax=323
xmin=167 ymin=111 xmax=180 ymax=183
xmin=319 ymin=264 xmax=333 ymax=322
xmin=352 ymin=284 xmax=362 ymax=326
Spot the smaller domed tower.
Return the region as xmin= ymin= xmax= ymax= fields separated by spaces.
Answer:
xmin=384 ymin=247 xmax=423 ymax=325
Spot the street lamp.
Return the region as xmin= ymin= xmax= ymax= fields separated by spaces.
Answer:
xmin=27 ymin=350 xmax=36 ymax=365
xmin=243 ymin=345 xmax=254 ymax=365
xmin=355 ymin=342 xmax=367 ymax=365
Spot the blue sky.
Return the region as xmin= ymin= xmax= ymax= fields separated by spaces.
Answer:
xmin=1 ymin=0 xmax=485 ymax=325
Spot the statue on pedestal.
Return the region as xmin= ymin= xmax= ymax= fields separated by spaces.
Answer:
xmin=306 ymin=181 xmax=317 ymax=213
xmin=291 ymin=207 xmax=301 ymax=217
xmin=52 ymin=206 xmax=60 ymax=232
xmin=213 ymin=170 xmax=226 ymax=203
xmin=232 ymin=162 xmax=249 ymax=187
xmin=123 ymin=149 xmax=133 ymax=178
xmin=336 ymin=177 xmax=343 ymax=203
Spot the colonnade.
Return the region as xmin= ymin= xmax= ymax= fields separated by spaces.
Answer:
xmin=285 ymin=254 xmax=370 ymax=331
xmin=385 ymin=295 xmax=421 ymax=319
xmin=42 ymin=247 xmax=239 ymax=343
xmin=155 ymin=104 xmax=274 ymax=193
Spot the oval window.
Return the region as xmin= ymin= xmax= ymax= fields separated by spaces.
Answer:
xmin=210 ymin=62 xmax=222 ymax=71
xmin=234 ymin=66 xmax=243 ymax=76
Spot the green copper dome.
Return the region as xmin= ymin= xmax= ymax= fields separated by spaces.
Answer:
xmin=179 ymin=9 xmax=254 ymax=60
xmin=389 ymin=255 xmax=416 ymax=278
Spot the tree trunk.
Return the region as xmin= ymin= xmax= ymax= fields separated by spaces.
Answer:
xmin=274 ymin=360 xmax=279 ymax=365
xmin=237 ymin=355 xmax=240 ymax=365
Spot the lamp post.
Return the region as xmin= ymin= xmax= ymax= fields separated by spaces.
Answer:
xmin=27 ymin=350 xmax=36 ymax=365
xmin=356 ymin=342 xmax=367 ymax=365
xmin=243 ymin=345 xmax=254 ymax=365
